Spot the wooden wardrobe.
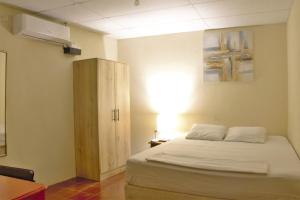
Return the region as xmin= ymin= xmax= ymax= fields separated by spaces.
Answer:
xmin=73 ymin=58 xmax=131 ymax=181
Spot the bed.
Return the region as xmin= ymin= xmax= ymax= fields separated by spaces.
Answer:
xmin=0 ymin=132 xmax=5 ymax=146
xmin=0 ymin=132 xmax=5 ymax=155
xmin=0 ymin=125 xmax=5 ymax=146
xmin=126 ymin=136 xmax=300 ymax=200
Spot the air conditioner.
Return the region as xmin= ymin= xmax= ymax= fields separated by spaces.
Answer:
xmin=13 ymin=14 xmax=70 ymax=45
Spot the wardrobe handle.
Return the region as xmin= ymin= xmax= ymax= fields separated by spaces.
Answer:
xmin=117 ymin=109 xmax=120 ymax=121
xmin=112 ymin=109 xmax=115 ymax=121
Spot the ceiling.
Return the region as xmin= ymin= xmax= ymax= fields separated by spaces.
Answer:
xmin=0 ymin=0 xmax=294 ymax=39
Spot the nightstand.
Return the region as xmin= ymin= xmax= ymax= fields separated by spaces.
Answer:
xmin=148 ymin=139 xmax=168 ymax=148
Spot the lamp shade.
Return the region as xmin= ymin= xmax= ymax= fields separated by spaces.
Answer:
xmin=156 ymin=113 xmax=180 ymax=140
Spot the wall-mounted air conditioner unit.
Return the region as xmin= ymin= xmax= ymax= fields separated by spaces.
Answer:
xmin=13 ymin=14 xmax=71 ymax=45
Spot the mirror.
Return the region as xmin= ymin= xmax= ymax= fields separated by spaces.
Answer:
xmin=0 ymin=51 xmax=6 ymax=157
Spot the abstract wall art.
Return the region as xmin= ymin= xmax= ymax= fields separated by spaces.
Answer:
xmin=203 ymin=30 xmax=254 ymax=82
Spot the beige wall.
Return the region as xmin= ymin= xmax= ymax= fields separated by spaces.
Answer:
xmin=0 ymin=3 xmax=112 ymax=185
xmin=119 ymin=24 xmax=288 ymax=154
xmin=103 ymin=35 xmax=118 ymax=61
xmin=287 ymin=0 xmax=300 ymax=156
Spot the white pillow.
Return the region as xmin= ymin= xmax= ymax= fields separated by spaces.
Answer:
xmin=185 ymin=124 xmax=227 ymax=141
xmin=224 ymin=127 xmax=267 ymax=143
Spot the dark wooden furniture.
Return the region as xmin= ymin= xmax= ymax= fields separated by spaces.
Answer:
xmin=0 ymin=175 xmax=46 ymax=200
xmin=0 ymin=165 xmax=34 ymax=182
xmin=148 ymin=140 xmax=168 ymax=148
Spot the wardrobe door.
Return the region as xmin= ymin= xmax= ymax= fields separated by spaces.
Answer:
xmin=98 ymin=60 xmax=117 ymax=173
xmin=115 ymin=63 xmax=131 ymax=168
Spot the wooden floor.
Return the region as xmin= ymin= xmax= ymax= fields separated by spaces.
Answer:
xmin=46 ymin=173 xmax=125 ymax=200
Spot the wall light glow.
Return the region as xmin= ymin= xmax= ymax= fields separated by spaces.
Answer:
xmin=147 ymin=72 xmax=193 ymax=114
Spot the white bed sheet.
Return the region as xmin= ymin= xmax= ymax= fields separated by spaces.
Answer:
xmin=127 ymin=136 xmax=300 ymax=199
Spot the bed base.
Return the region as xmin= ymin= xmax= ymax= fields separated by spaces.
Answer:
xmin=125 ymin=184 xmax=226 ymax=200
xmin=126 ymin=184 xmax=300 ymax=200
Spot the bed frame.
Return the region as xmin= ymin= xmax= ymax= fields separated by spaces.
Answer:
xmin=125 ymin=184 xmax=226 ymax=200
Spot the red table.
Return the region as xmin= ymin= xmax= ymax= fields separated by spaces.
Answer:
xmin=0 ymin=175 xmax=46 ymax=200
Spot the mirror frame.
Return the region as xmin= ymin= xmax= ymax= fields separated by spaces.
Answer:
xmin=0 ymin=50 xmax=7 ymax=157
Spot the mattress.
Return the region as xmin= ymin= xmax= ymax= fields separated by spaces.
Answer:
xmin=0 ymin=132 xmax=5 ymax=146
xmin=127 ymin=136 xmax=300 ymax=200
